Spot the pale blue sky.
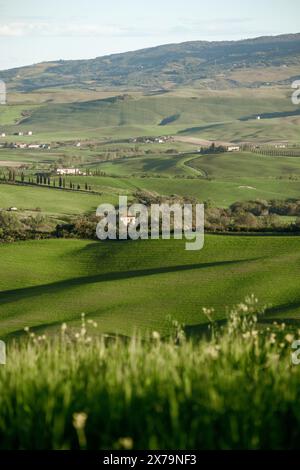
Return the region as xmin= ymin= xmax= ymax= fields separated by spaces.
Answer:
xmin=0 ymin=0 xmax=299 ymax=70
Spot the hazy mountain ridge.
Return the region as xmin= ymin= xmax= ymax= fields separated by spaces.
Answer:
xmin=1 ymin=33 xmax=300 ymax=92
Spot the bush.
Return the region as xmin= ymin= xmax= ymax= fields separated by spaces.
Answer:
xmin=0 ymin=211 xmax=23 ymax=242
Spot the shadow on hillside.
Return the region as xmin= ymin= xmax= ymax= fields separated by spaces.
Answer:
xmin=184 ymin=319 xmax=227 ymax=340
xmin=0 ymin=258 xmax=259 ymax=305
xmin=178 ymin=123 xmax=223 ymax=134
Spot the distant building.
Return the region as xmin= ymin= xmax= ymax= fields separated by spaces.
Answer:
xmin=28 ymin=144 xmax=40 ymax=149
xmin=227 ymin=146 xmax=240 ymax=152
xmin=275 ymin=144 xmax=287 ymax=149
xmin=120 ymin=215 xmax=137 ymax=226
xmin=27 ymin=131 xmax=33 ymax=136
xmin=56 ymin=168 xmax=85 ymax=176
xmin=8 ymin=207 xmax=18 ymax=212
xmin=257 ymin=116 xmax=261 ymax=120
xmin=0 ymin=132 xmax=5 ymax=137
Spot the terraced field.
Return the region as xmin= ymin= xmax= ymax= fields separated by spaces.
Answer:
xmin=1 ymin=235 xmax=300 ymax=339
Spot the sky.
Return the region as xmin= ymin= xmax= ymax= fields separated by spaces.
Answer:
xmin=0 ymin=0 xmax=299 ymax=70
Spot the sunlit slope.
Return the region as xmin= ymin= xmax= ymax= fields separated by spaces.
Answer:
xmin=0 ymin=184 xmax=113 ymax=217
xmin=1 ymin=236 xmax=300 ymax=338
xmin=188 ymin=151 xmax=300 ymax=179
xmin=2 ymin=87 xmax=297 ymax=143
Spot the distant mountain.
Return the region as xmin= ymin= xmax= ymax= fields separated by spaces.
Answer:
xmin=1 ymin=33 xmax=300 ymax=91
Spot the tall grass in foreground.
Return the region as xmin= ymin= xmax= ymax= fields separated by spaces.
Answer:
xmin=0 ymin=297 xmax=299 ymax=450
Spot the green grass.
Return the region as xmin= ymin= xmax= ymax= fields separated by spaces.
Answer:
xmin=67 ymin=150 xmax=300 ymax=206
xmin=89 ymin=152 xmax=203 ymax=178
xmin=189 ymin=151 xmax=300 ymax=179
xmin=54 ymin=174 xmax=300 ymax=208
xmin=2 ymin=87 xmax=299 ymax=143
xmin=0 ymin=301 xmax=299 ymax=450
xmin=178 ymin=116 xmax=300 ymax=144
xmin=1 ymin=235 xmax=300 ymax=338
xmin=126 ymin=176 xmax=300 ymax=206
xmin=0 ymin=183 xmax=114 ymax=218
xmin=0 ymin=104 xmax=41 ymax=126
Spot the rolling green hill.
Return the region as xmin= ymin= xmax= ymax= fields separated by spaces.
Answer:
xmin=0 ymin=184 xmax=113 ymax=217
xmin=0 ymin=235 xmax=300 ymax=338
xmin=188 ymin=151 xmax=300 ymax=179
xmin=1 ymin=86 xmax=299 ymax=143
xmin=0 ymin=34 xmax=300 ymax=345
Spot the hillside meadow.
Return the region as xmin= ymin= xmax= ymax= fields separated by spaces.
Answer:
xmin=2 ymin=151 xmax=300 ymax=215
xmin=0 ymin=235 xmax=300 ymax=339
xmin=0 ymin=184 xmax=118 ymax=218
xmin=1 ymin=86 xmax=299 ymax=143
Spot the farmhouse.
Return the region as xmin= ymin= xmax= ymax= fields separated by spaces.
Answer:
xmin=120 ymin=215 xmax=137 ymax=226
xmin=275 ymin=144 xmax=287 ymax=149
xmin=28 ymin=144 xmax=40 ymax=149
xmin=56 ymin=168 xmax=85 ymax=176
xmin=16 ymin=143 xmax=27 ymax=149
xmin=227 ymin=146 xmax=240 ymax=152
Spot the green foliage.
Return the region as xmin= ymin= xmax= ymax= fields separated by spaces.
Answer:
xmin=0 ymin=298 xmax=298 ymax=450
xmin=0 ymin=211 xmax=24 ymax=242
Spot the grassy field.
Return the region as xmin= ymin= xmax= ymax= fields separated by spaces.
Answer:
xmin=0 ymin=184 xmax=114 ymax=218
xmin=189 ymin=151 xmax=300 ymax=179
xmin=0 ymin=301 xmax=299 ymax=450
xmin=76 ymin=150 xmax=300 ymax=205
xmin=78 ymin=150 xmax=300 ymax=180
xmin=125 ymin=176 xmax=300 ymax=206
xmin=1 ymin=164 xmax=300 ymax=211
xmin=90 ymin=153 xmax=202 ymax=177
xmin=1 ymin=235 xmax=300 ymax=339
xmin=1 ymin=86 xmax=299 ymax=143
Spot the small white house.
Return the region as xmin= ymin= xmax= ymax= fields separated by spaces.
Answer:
xmin=120 ymin=215 xmax=137 ymax=226
xmin=257 ymin=116 xmax=261 ymax=120
xmin=56 ymin=168 xmax=85 ymax=176
xmin=28 ymin=144 xmax=40 ymax=149
xmin=228 ymin=146 xmax=240 ymax=152
xmin=275 ymin=144 xmax=287 ymax=149
xmin=27 ymin=131 xmax=33 ymax=136
xmin=8 ymin=207 xmax=18 ymax=212
xmin=18 ymin=132 xmax=24 ymax=136
xmin=0 ymin=133 xmax=5 ymax=137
